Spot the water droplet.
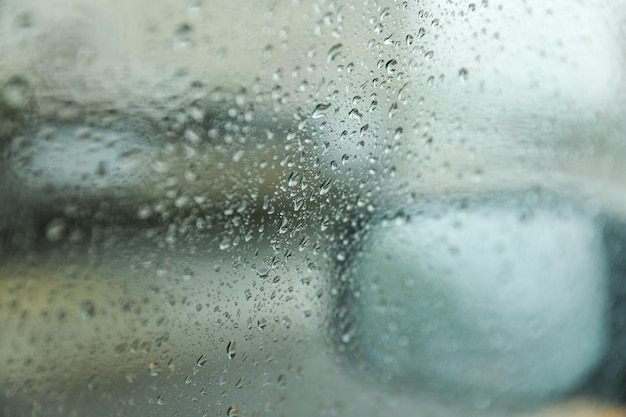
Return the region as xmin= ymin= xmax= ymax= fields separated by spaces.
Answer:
xmin=424 ymin=50 xmax=434 ymax=60
xmin=148 ymin=361 xmax=161 ymax=376
xmin=277 ymin=374 xmax=287 ymax=387
xmin=348 ymin=108 xmax=362 ymax=121
xmin=197 ymin=354 xmax=208 ymax=367
xmin=227 ymin=405 xmax=239 ymax=417
xmin=156 ymin=394 xmax=166 ymax=405
xmin=468 ymin=3 xmax=477 ymax=12
xmin=417 ymin=27 xmax=426 ymax=39
xmin=184 ymin=128 xmax=201 ymax=144
xmin=320 ymin=215 xmax=330 ymax=231
xmin=319 ymin=178 xmax=333 ymax=195
xmin=1 ymin=76 xmax=33 ymax=110
xmin=388 ymin=102 xmax=399 ymax=118
xmin=80 ymin=300 xmax=95 ymax=319
xmin=288 ymin=171 xmax=301 ymax=187
xmin=360 ymin=124 xmax=370 ymax=137
xmin=385 ymin=59 xmax=397 ymax=74
xmin=312 ymin=103 xmax=332 ymax=119
xmin=236 ymin=377 xmax=245 ymax=389
xmin=45 ymin=218 xmax=67 ymax=243
xmin=326 ymin=43 xmax=343 ymax=63
xmin=87 ymin=374 xmax=97 ymax=391
xmin=459 ymin=67 xmax=469 ymax=81
xmin=219 ymin=236 xmax=232 ymax=250
xmin=257 ymin=317 xmax=267 ymax=330
xmin=227 ymin=340 xmax=236 ymax=360
xmin=278 ymin=217 xmax=289 ymax=234
xmin=257 ymin=266 xmax=270 ymax=279
xmin=406 ymin=34 xmax=415 ymax=46
xmin=293 ymin=197 xmax=304 ymax=212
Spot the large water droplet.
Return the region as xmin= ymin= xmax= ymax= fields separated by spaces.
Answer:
xmin=312 ymin=103 xmax=332 ymax=119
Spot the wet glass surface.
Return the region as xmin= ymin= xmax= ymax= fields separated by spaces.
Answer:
xmin=1 ymin=1 xmax=626 ymax=416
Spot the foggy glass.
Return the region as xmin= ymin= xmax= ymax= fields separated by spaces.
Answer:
xmin=1 ymin=1 xmax=626 ymax=416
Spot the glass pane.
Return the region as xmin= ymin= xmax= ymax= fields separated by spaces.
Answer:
xmin=1 ymin=1 xmax=626 ymax=416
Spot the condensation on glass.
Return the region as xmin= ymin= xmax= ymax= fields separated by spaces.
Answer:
xmin=1 ymin=1 xmax=626 ymax=416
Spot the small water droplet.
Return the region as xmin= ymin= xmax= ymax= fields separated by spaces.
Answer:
xmin=278 ymin=217 xmax=289 ymax=234
xmin=183 ymin=165 xmax=198 ymax=181
xmin=320 ymin=215 xmax=330 ymax=231
xmin=257 ymin=266 xmax=270 ymax=279
xmin=385 ymin=59 xmax=397 ymax=74
xmin=148 ymin=361 xmax=161 ymax=376
xmin=227 ymin=405 xmax=239 ymax=417
xmin=236 ymin=377 xmax=245 ymax=389
xmin=227 ymin=340 xmax=236 ymax=360
xmin=184 ymin=128 xmax=201 ymax=144
xmin=45 ymin=218 xmax=67 ymax=243
xmin=277 ymin=374 xmax=287 ymax=387
xmin=293 ymin=197 xmax=304 ymax=212
xmin=197 ymin=354 xmax=208 ymax=367
xmin=312 ymin=103 xmax=332 ymax=119
xmin=80 ymin=300 xmax=95 ymax=319
xmin=406 ymin=34 xmax=415 ymax=46
xmin=1 ymin=76 xmax=33 ymax=110
xmin=288 ymin=171 xmax=301 ymax=187
xmin=417 ymin=27 xmax=426 ymax=39
xmin=459 ymin=67 xmax=469 ymax=81
xmin=326 ymin=43 xmax=343 ymax=63
xmin=348 ymin=108 xmax=362 ymax=121
xmin=257 ymin=317 xmax=268 ymax=330
xmin=319 ymin=178 xmax=333 ymax=195
xmin=424 ymin=50 xmax=434 ymax=60
xmin=388 ymin=102 xmax=399 ymax=118
xmin=219 ymin=236 xmax=232 ymax=250
xmin=87 ymin=374 xmax=97 ymax=391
